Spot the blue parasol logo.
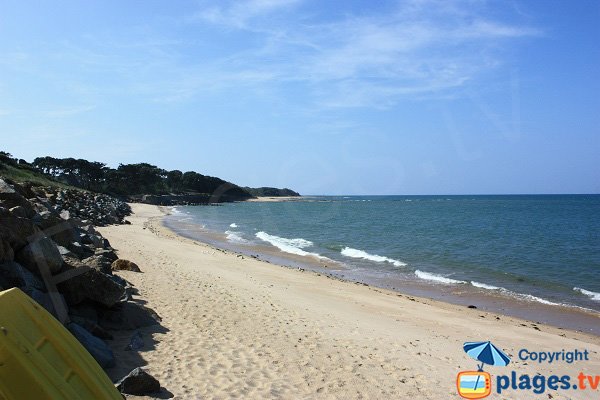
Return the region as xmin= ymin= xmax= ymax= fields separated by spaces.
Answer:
xmin=463 ymin=341 xmax=511 ymax=371
xmin=456 ymin=341 xmax=511 ymax=398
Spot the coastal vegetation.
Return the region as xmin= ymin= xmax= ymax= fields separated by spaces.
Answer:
xmin=0 ymin=151 xmax=299 ymax=202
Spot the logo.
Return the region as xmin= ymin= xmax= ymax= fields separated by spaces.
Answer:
xmin=456 ymin=342 xmax=598 ymax=397
xmin=457 ymin=341 xmax=511 ymax=399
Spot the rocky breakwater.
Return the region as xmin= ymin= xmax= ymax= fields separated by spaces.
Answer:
xmin=0 ymin=178 xmax=161 ymax=380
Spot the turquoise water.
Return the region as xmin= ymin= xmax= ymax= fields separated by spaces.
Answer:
xmin=165 ymin=195 xmax=600 ymax=312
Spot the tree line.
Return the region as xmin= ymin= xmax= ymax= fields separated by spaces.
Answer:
xmin=17 ymin=155 xmax=251 ymax=198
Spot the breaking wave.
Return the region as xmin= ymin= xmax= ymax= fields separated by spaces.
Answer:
xmin=340 ymin=247 xmax=406 ymax=267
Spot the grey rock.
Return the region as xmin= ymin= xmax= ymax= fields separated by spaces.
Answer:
xmin=23 ymin=287 xmax=67 ymax=320
xmin=67 ymin=322 xmax=115 ymax=369
xmin=57 ymin=245 xmax=76 ymax=258
xmin=57 ymin=268 xmax=126 ymax=308
xmin=94 ymin=248 xmax=118 ymax=262
xmin=0 ymin=209 xmax=40 ymax=252
xmin=116 ymin=368 xmax=160 ymax=395
xmin=66 ymin=241 xmax=94 ymax=259
xmin=125 ymin=331 xmax=144 ymax=351
xmin=0 ymin=237 xmax=14 ymax=263
xmin=9 ymin=205 xmax=28 ymax=218
xmin=69 ymin=302 xmax=99 ymax=324
xmin=0 ymin=261 xmax=45 ymax=291
xmin=69 ymin=315 xmax=113 ymax=340
xmin=0 ymin=179 xmax=36 ymax=218
xmin=59 ymin=210 xmax=70 ymax=220
xmin=15 ymin=236 xmax=63 ymax=274
xmin=99 ymin=302 xmax=161 ymax=330
xmin=82 ymin=255 xmax=113 ymax=274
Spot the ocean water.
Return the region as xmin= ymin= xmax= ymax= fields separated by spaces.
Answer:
xmin=165 ymin=195 xmax=600 ymax=314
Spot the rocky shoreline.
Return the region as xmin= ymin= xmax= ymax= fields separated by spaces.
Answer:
xmin=0 ymin=178 xmax=163 ymax=396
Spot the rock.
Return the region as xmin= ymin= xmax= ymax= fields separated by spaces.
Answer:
xmin=116 ymin=368 xmax=160 ymax=395
xmin=15 ymin=236 xmax=63 ymax=275
xmin=94 ymin=248 xmax=118 ymax=262
xmin=9 ymin=205 xmax=28 ymax=218
xmin=57 ymin=245 xmax=76 ymax=258
xmin=0 ymin=237 xmax=14 ymax=263
xmin=111 ymin=259 xmax=141 ymax=272
xmin=68 ymin=302 xmax=99 ymax=324
xmin=0 ymin=209 xmax=40 ymax=252
xmin=23 ymin=287 xmax=67 ymax=320
xmin=0 ymin=179 xmax=36 ymax=218
xmin=57 ymin=268 xmax=126 ymax=308
xmin=69 ymin=316 xmax=113 ymax=340
xmin=59 ymin=210 xmax=70 ymax=220
xmin=99 ymin=302 xmax=161 ymax=330
xmin=0 ymin=261 xmax=45 ymax=291
xmin=125 ymin=331 xmax=144 ymax=351
xmin=83 ymin=255 xmax=113 ymax=274
xmin=67 ymin=323 xmax=115 ymax=369
xmin=66 ymin=241 xmax=95 ymax=259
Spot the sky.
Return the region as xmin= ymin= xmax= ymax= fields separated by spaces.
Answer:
xmin=0 ymin=0 xmax=598 ymax=195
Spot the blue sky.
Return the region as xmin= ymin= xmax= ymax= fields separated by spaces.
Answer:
xmin=1 ymin=0 xmax=598 ymax=194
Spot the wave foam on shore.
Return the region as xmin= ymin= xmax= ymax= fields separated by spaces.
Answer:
xmin=225 ymin=230 xmax=248 ymax=244
xmin=415 ymin=270 xmax=466 ymax=284
xmin=574 ymin=287 xmax=600 ymax=302
xmin=256 ymin=231 xmax=324 ymax=259
xmin=341 ymin=247 xmax=406 ymax=267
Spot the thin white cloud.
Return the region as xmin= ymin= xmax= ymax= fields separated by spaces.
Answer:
xmin=0 ymin=0 xmax=540 ymax=110
xmin=43 ymin=105 xmax=96 ymax=118
xmin=192 ymin=0 xmax=301 ymax=29
xmin=178 ymin=0 xmax=540 ymax=107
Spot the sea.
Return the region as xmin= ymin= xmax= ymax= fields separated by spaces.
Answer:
xmin=164 ymin=195 xmax=600 ymax=332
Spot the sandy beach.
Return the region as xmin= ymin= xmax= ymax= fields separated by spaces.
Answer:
xmin=98 ymin=203 xmax=600 ymax=399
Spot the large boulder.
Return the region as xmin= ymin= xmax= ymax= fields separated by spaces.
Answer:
xmin=0 ymin=261 xmax=45 ymax=291
xmin=111 ymin=259 xmax=141 ymax=272
xmin=69 ymin=316 xmax=113 ymax=340
xmin=66 ymin=241 xmax=95 ymax=259
xmin=0 ymin=179 xmax=36 ymax=218
xmin=0 ymin=209 xmax=39 ymax=252
xmin=15 ymin=236 xmax=63 ymax=275
xmin=0 ymin=237 xmax=14 ymax=263
xmin=94 ymin=248 xmax=118 ymax=262
xmin=57 ymin=268 xmax=126 ymax=308
xmin=83 ymin=255 xmax=113 ymax=274
xmin=33 ymin=211 xmax=81 ymax=248
xmin=99 ymin=302 xmax=161 ymax=330
xmin=23 ymin=287 xmax=67 ymax=320
xmin=115 ymin=368 xmax=160 ymax=395
xmin=67 ymin=323 xmax=115 ymax=369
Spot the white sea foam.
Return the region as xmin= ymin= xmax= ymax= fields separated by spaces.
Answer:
xmin=225 ymin=230 xmax=248 ymax=244
xmin=255 ymin=232 xmax=323 ymax=258
xmin=518 ymin=294 xmax=562 ymax=306
xmin=229 ymin=223 xmax=238 ymax=228
xmin=470 ymin=281 xmax=502 ymax=290
xmin=415 ymin=270 xmax=466 ymax=284
xmin=170 ymin=207 xmax=183 ymax=215
xmin=341 ymin=247 xmax=406 ymax=267
xmin=471 ymin=281 xmax=565 ymax=306
xmin=574 ymin=287 xmax=600 ymax=301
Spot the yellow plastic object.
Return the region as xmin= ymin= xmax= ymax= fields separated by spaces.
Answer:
xmin=0 ymin=288 xmax=122 ymax=400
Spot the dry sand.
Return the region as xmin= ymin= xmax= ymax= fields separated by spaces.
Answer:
xmin=99 ymin=203 xmax=600 ymax=399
